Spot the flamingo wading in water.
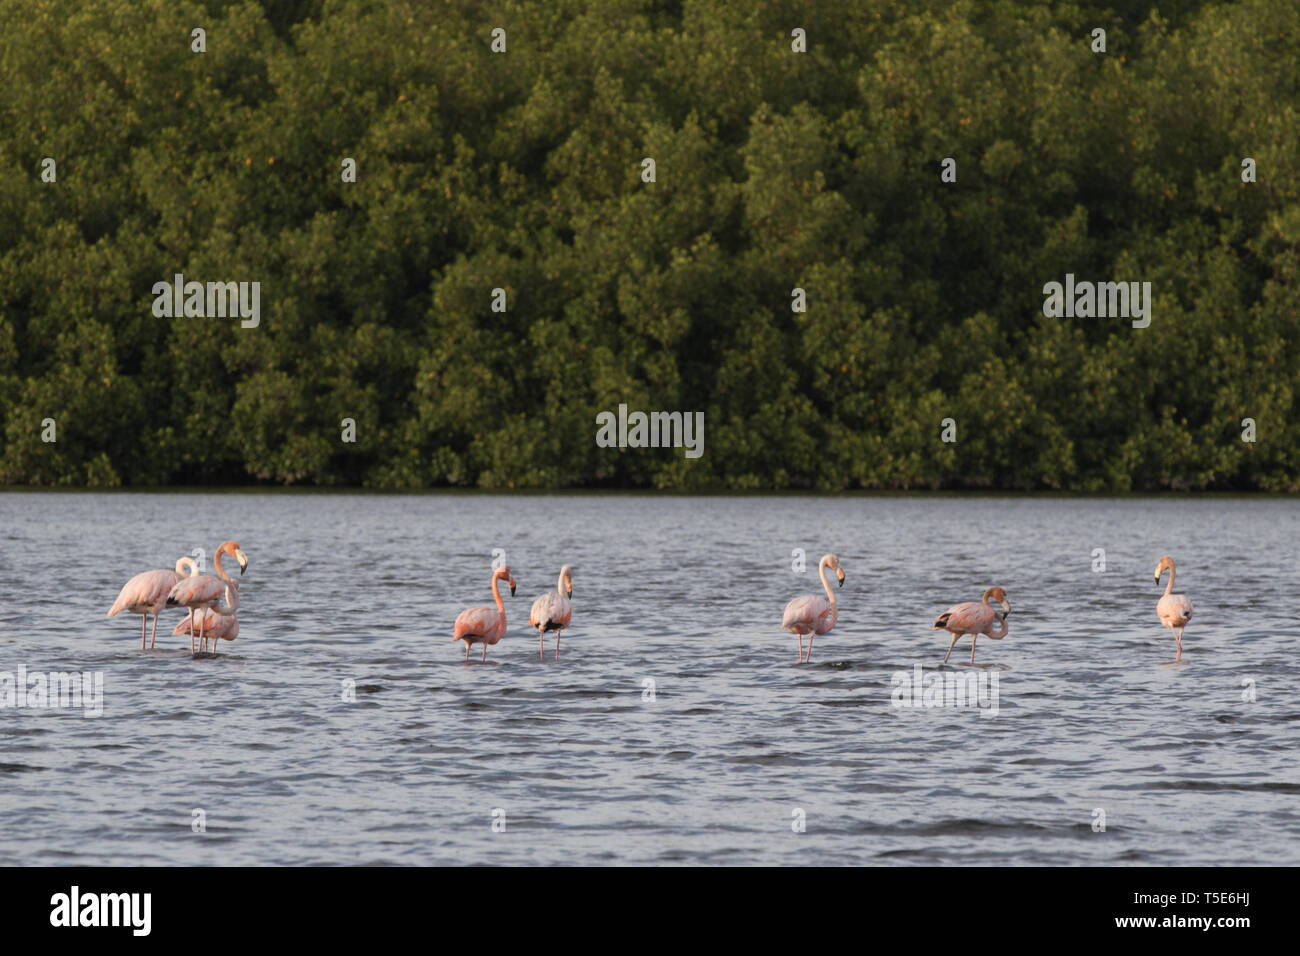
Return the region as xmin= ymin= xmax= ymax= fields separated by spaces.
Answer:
xmin=934 ymin=587 xmax=1010 ymax=665
xmin=108 ymin=556 xmax=199 ymax=649
xmin=174 ymin=582 xmax=240 ymax=653
xmin=529 ymin=565 xmax=573 ymax=660
xmin=782 ymin=554 xmax=845 ymax=663
xmin=1154 ymin=555 xmax=1193 ymax=661
xmin=166 ymin=541 xmax=248 ymax=653
xmin=453 ymin=564 xmax=516 ymax=662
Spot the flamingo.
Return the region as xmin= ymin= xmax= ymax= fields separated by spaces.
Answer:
xmin=1154 ymin=555 xmax=1193 ymax=661
xmin=934 ymin=587 xmax=1010 ymax=665
xmin=529 ymin=565 xmax=573 ymax=660
xmin=782 ymin=554 xmax=845 ymax=663
xmin=166 ymin=540 xmax=248 ymax=653
xmin=173 ymin=582 xmax=240 ymax=652
xmin=453 ymin=564 xmax=516 ymax=662
xmin=199 ymin=579 xmax=240 ymax=654
xmin=107 ymin=556 xmax=199 ymax=649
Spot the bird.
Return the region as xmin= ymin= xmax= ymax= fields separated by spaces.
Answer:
xmin=529 ymin=565 xmax=573 ymax=660
xmin=173 ymin=582 xmax=240 ymax=652
xmin=782 ymin=554 xmax=845 ymax=663
xmin=934 ymin=587 xmax=1010 ymax=665
xmin=453 ymin=564 xmax=516 ymax=662
xmin=166 ymin=541 xmax=248 ymax=653
xmin=1154 ymin=555 xmax=1193 ymax=661
xmin=107 ymin=556 xmax=200 ymax=650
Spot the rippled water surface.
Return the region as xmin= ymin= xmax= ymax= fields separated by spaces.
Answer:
xmin=0 ymin=492 xmax=1296 ymax=865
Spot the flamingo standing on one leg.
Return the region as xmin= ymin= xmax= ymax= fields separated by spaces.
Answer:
xmin=529 ymin=565 xmax=573 ymax=660
xmin=453 ymin=564 xmax=516 ymax=662
xmin=107 ymin=556 xmax=199 ymax=649
xmin=782 ymin=554 xmax=845 ymax=663
xmin=1154 ymin=555 xmax=1193 ymax=661
xmin=173 ymin=582 xmax=240 ymax=652
xmin=934 ymin=587 xmax=1010 ymax=665
xmin=166 ymin=541 xmax=248 ymax=653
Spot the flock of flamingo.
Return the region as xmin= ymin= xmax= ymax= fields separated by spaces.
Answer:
xmin=779 ymin=552 xmax=1192 ymax=663
xmin=108 ymin=546 xmax=1195 ymax=664
xmin=107 ymin=540 xmax=248 ymax=653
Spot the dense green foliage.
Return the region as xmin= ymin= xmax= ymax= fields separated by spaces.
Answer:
xmin=0 ymin=0 xmax=1296 ymax=490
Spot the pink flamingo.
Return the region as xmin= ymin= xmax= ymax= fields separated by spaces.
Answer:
xmin=934 ymin=587 xmax=1010 ymax=664
xmin=1154 ymin=555 xmax=1193 ymax=661
xmin=453 ymin=564 xmax=516 ymax=662
xmin=529 ymin=565 xmax=573 ymax=660
xmin=782 ymin=554 xmax=845 ymax=663
xmin=107 ymin=556 xmax=199 ymax=649
xmin=173 ymin=583 xmax=240 ymax=652
xmin=165 ymin=541 xmax=248 ymax=653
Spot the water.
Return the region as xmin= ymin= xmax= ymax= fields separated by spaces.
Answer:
xmin=0 ymin=492 xmax=1296 ymax=865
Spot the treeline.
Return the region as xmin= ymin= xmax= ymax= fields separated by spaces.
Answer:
xmin=0 ymin=0 xmax=1297 ymax=490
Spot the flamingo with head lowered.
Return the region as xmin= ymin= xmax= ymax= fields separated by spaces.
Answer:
xmin=934 ymin=587 xmax=1010 ymax=665
xmin=453 ymin=564 xmax=516 ymax=662
xmin=166 ymin=541 xmax=247 ymax=653
xmin=782 ymin=554 xmax=845 ymax=663
xmin=174 ymin=581 xmax=240 ymax=653
xmin=1154 ymin=555 xmax=1193 ymax=661
xmin=108 ymin=556 xmax=199 ymax=649
xmin=529 ymin=565 xmax=573 ymax=660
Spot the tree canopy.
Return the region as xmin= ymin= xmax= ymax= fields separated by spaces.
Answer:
xmin=0 ymin=0 xmax=1296 ymax=490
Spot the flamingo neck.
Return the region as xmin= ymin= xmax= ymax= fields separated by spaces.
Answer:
xmin=1164 ymin=565 xmax=1175 ymax=596
xmin=214 ymin=581 xmax=240 ymax=616
xmin=214 ymin=548 xmax=234 ymax=585
xmin=556 ymin=571 xmax=567 ymax=596
xmin=819 ymin=559 xmax=836 ymax=605
xmin=992 ymin=614 xmax=1008 ymax=639
xmin=491 ymin=574 xmax=505 ymax=615
xmin=175 ymin=556 xmax=197 ymax=578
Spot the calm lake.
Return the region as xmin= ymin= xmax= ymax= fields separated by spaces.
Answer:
xmin=0 ymin=492 xmax=1295 ymax=865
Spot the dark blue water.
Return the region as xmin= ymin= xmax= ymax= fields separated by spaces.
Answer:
xmin=0 ymin=492 xmax=1295 ymax=864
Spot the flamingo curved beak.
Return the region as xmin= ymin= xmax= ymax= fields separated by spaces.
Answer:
xmin=509 ymin=579 xmax=516 ymax=597
xmin=235 ymin=548 xmax=248 ymax=575
xmin=566 ymin=585 xmax=573 ymax=598
xmin=836 ymin=570 xmax=845 ymax=588
xmin=999 ymin=598 xmax=1010 ymax=613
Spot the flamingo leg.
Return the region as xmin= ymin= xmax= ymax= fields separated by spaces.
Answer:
xmin=797 ymin=633 xmax=804 ymax=662
xmin=464 ymin=641 xmax=469 ymax=662
xmin=188 ymin=609 xmax=196 ymax=654
xmin=481 ymin=642 xmax=487 ymax=662
xmin=555 ymin=632 xmax=560 ymax=661
xmin=806 ymin=634 xmax=815 ymax=664
xmin=140 ymin=615 xmax=147 ymax=650
xmin=1175 ymin=628 xmax=1183 ymax=661
xmin=150 ymin=613 xmax=159 ymax=650
xmin=970 ymin=634 xmax=977 ymax=665
xmin=943 ymin=633 xmax=960 ymax=664
xmin=539 ymin=630 xmax=544 ymax=660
